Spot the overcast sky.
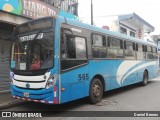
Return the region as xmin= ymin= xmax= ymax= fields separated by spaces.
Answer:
xmin=78 ymin=0 xmax=159 ymax=35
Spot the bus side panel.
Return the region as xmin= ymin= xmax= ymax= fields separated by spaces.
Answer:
xmin=127 ymin=60 xmax=157 ymax=82
xmin=60 ymin=60 xmax=158 ymax=103
xmin=61 ymin=84 xmax=70 ymax=103
xmin=136 ymin=61 xmax=148 ymax=82
xmin=148 ymin=60 xmax=159 ymax=79
xmin=132 ymin=60 xmax=144 ymax=83
xmin=152 ymin=60 xmax=159 ymax=78
xmin=60 ymin=65 xmax=88 ymax=103
xmin=135 ymin=60 xmax=158 ymax=81
xmin=111 ymin=60 xmax=137 ymax=88
xmin=70 ymin=82 xmax=85 ymax=99
xmin=88 ymin=60 xmax=123 ymax=91
xmin=119 ymin=60 xmax=155 ymax=85
xmin=122 ymin=73 xmax=138 ymax=86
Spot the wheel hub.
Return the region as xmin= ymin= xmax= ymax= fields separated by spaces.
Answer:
xmin=93 ymin=84 xmax=101 ymax=97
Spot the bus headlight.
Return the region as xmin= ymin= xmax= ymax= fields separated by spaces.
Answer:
xmin=46 ymin=74 xmax=57 ymax=89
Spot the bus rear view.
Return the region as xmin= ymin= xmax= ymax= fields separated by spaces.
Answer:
xmin=10 ymin=17 xmax=59 ymax=104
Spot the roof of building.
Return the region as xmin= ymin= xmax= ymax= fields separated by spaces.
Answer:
xmin=118 ymin=12 xmax=155 ymax=32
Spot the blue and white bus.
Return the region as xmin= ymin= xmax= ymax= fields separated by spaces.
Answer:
xmin=10 ymin=16 xmax=158 ymax=104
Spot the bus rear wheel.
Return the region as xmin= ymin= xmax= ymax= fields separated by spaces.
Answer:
xmin=89 ymin=78 xmax=103 ymax=104
xmin=141 ymin=71 xmax=148 ymax=86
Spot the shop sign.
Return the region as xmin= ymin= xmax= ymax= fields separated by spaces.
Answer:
xmin=0 ymin=0 xmax=59 ymax=19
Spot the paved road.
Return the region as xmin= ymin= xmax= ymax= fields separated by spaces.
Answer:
xmin=2 ymin=77 xmax=160 ymax=119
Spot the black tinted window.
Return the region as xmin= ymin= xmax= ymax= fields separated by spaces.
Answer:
xmin=75 ymin=37 xmax=86 ymax=59
xmin=124 ymin=41 xmax=136 ymax=59
xmin=61 ymin=34 xmax=87 ymax=59
xmin=136 ymin=44 xmax=145 ymax=59
xmin=108 ymin=37 xmax=123 ymax=59
xmin=147 ymin=46 xmax=152 ymax=52
xmin=92 ymin=34 xmax=105 ymax=46
xmin=92 ymin=34 xmax=106 ymax=58
xmin=66 ymin=35 xmax=76 ymax=58
xmin=146 ymin=46 xmax=153 ymax=59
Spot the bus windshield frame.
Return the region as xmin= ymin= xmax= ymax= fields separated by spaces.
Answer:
xmin=14 ymin=17 xmax=54 ymax=36
xmin=10 ymin=17 xmax=55 ymax=76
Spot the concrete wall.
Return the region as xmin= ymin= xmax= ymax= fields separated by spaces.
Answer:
xmin=0 ymin=11 xmax=30 ymax=25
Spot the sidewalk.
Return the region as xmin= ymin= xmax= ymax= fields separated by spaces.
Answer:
xmin=0 ymin=91 xmax=25 ymax=110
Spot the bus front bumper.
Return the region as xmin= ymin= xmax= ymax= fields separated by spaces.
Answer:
xmin=10 ymin=84 xmax=59 ymax=104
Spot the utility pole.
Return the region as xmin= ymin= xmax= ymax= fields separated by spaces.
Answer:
xmin=91 ymin=0 xmax=93 ymax=25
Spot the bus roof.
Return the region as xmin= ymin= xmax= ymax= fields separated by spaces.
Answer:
xmin=57 ymin=16 xmax=157 ymax=47
xmin=14 ymin=16 xmax=157 ymax=47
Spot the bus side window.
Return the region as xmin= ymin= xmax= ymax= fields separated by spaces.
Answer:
xmin=152 ymin=47 xmax=158 ymax=59
xmin=143 ymin=45 xmax=147 ymax=59
xmin=66 ymin=34 xmax=76 ymax=58
xmin=61 ymin=32 xmax=87 ymax=60
xmin=92 ymin=34 xmax=106 ymax=58
xmin=120 ymin=40 xmax=123 ymax=49
xmin=60 ymin=33 xmax=87 ymax=71
xmin=61 ymin=33 xmax=76 ymax=59
xmin=61 ymin=34 xmax=67 ymax=59
xmin=75 ymin=37 xmax=87 ymax=59
xmin=137 ymin=44 xmax=145 ymax=60
xmin=107 ymin=37 xmax=123 ymax=59
xmin=124 ymin=41 xmax=136 ymax=59
xmin=146 ymin=46 xmax=153 ymax=59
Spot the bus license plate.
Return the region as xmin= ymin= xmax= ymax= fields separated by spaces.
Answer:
xmin=23 ymin=92 xmax=29 ymax=97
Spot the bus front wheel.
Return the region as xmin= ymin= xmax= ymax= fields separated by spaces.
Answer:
xmin=141 ymin=71 xmax=148 ymax=86
xmin=89 ymin=78 xmax=103 ymax=104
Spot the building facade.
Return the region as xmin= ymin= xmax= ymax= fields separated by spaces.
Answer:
xmin=102 ymin=13 xmax=154 ymax=40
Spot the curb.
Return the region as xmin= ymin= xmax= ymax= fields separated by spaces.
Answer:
xmin=0 ymin=99 xmax=25 ymax=110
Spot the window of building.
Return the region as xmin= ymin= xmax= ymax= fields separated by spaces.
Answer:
xmin=108 ymin=37 xmax=123 ymax=59
xmin=92 ymin=34 xmax=106 ymax=58
xmin=120 ymin=27 xmax=127 ymax=35
xmin=130 ymin=31 xmax=136 ymax=37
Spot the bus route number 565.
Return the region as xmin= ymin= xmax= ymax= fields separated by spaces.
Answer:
xmin=78 ymin=74 xmax=89 ymax=81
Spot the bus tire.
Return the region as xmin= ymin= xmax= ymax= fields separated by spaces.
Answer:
xmin=141 ymin=71 xmax=148 ymax=86
xmin=89 ymin=78 xmax=103 ymax=104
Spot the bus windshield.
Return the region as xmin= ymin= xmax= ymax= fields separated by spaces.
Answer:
xmin=10 ymin=31 xmax=54 ymax=71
